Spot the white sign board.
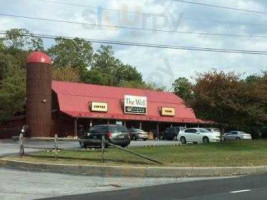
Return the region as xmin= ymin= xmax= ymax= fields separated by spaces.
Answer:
xmin=124 ymin=95 xmax=147 ymax=115
xmin=91 ymin=102 xmax=108 ymax=112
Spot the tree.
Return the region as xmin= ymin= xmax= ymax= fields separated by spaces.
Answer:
xmin=4 ymin=28 xmax=43 ymax=50
xmin=0 ymin=68 xmax=26 ymax=122
xmin=81 ymin=69 xmax=112 ymax=85
xmin=91 ymin=45 xmax=143 ymax=86
xmin=114 ymin=64 xmax=142 ymax=85
xmin=192 ymin=70 xmax=242 ymax=136
xmin=0 ymin=29 xmax=43 ymax=124
xmin=92 ymin=45 xmax=119 ymax=73
xmin=0 ymin=53 xmax=18 ymax=80
xmin=245 ymin=74 xmax=260 ymax=84
xmin=191 ymin=70 xmax=266 ymax=138
xmin=144 ymin=82 xmax=166 ymax=91
xmin=52 ymin=66 xmax=80 ymax=82
xmin=172 ymin=77 xmax=193 ymax=104
xmin=119 ymin=80 xmax=166 ymax=91
xmin=119 ymin=80 xmax=147 ymax=89
xmin=48 ymin=37 xmax=93 ymax=74
xmin=0 ymin=38 xmax=4 ymax=51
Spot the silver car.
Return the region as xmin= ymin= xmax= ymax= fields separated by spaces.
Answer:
xmin=223 ymin=131 xmax=252 ymax=141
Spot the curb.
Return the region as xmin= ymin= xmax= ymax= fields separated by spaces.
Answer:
xmin=1 ymin=159 xmax=267 ymax=177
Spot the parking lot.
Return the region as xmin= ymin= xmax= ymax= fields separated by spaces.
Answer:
xmin=0 ymin=139 xmax=180 ymax=157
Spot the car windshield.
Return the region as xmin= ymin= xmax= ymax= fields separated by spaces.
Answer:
xmin=134 ymin=129 xmax=145 ymax=133
xmin=207 ymin=128 xmax=220 ymax=132
xmin=88 ymin=127 xmax=95 ymax=132
xmin=199 ymin=128 xmax=210 ymax=133
xmin=110 ymin=126 xmax=128 ymax=132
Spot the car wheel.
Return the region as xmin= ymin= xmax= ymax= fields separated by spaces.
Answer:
xmin=132 ymin=135 xmax=137 ymax=140
xmin=143 ymin=139 xmax=147 ymax=141
xmin=80 ymin=141 xmax=86 ymax=148
xmin=203 ymin=137 xmax=209 ymax=144
xmin=180 ymin=137 xmax=186 ymax=144
xmin=236 ymin=137 xmax=241 ymax=140
xmin=173 ymin=135 xmax=177 ymax=140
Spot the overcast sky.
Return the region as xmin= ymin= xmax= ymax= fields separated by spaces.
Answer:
xmin=1 ymin=0 xmax=267 ymax=88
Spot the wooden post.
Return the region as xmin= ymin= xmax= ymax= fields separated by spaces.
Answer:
xmin=19 ymin=133 xmax=24 ymax=157
xmin=101 ymin=136 xmax=105 ymax=163
xmin=74 ymin=118 xmax=78 ymax=138
xmin=54 ymin=134 xmax=58 ymax=160
xmin=156 ymin=123 xmax=160 ymax=140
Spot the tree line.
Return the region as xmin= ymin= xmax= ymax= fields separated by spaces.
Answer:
xmin=0 ymin=28 xmax=163 ymax=122
xmin=172 ymin=71 xmax=267 ymax=138
xmin=0 ymin=28 xmax=266 ymax=137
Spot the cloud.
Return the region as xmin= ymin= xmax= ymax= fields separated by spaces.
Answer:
xmin=0 ymin=0 xmax=266 ymax=88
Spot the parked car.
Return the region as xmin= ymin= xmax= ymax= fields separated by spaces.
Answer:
xmin=128 ymin=128 xmax=148 ymax=141
xmin=206 ymin=128 xmax=221 ymax=135
xmin=162 ymin=126 xmax=186 ymax=140
xmin=151 ymin=129 xmax=162 ymax=140
xmin=79 ymin=124 xmax=131 ymax=148
xmin=178 ymin=128 xmax=220 ymax=144
xmin=223 ymin=131 xmax=252 ymax=141
xmin=206 ymin=128 xmax=222 ymax=140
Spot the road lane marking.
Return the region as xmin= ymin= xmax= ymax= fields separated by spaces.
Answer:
xmin=230 ymin=189 xmax=251 ymax=194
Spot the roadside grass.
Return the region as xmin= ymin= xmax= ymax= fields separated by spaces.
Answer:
xmin=7 ymin=140 xmax=267 ymax=167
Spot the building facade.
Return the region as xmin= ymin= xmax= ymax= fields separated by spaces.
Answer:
xmin=0 ymin=52 xmax=210 ymax=139
xmin=50 ymin=81 xmax=208 ymax=138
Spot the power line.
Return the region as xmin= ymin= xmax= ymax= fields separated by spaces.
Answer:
xmin=32 ymin=0 xmax=267 ymax=27
xmin=184 ymin=17 xmax=267 ymax=27
xmin=32 ymin=0 xmax=163 ymax=16
xmin=173 ymin=0 xmax=267 ymax=15
xmin=1 ymin=13 xmax=267 ymax=38
xmin=1 ymin=30 xmax=267 ymax=55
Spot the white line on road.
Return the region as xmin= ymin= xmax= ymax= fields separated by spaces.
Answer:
xmin=230 ymin=189 xmax=251 ymax=194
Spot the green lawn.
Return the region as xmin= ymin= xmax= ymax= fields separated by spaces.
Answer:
xmin=10 ymin=140 xmax=267 ymax=167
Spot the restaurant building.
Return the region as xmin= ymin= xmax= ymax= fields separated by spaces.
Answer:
xmin=50 ymin=81 xmax=208 ymax=138
xmin=0 ymin=52 xmax=209 ymax=139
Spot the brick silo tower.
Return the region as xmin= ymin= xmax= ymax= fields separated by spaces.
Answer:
xmin=26 ymin=52 xmax=52 ymax=137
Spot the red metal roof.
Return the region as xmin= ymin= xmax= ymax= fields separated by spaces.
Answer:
xmin=52 ymin=81 xmax=204 ymax=124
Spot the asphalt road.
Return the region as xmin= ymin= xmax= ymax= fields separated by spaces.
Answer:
xmin=40 ymin=173 xmax=267 ymax=200
xmin=0 ymin=168 xmax=221 ymax=200
xmin=0 ymin=139 xmax=179 ymax=157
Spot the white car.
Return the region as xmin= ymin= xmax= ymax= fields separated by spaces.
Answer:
xmin=178 ymin=128 xmax=220 ymax=144
xmin=223 ymin=131 xmax=252 ymax=141
xmin=206 ymin=128 xmax=221 ymax=135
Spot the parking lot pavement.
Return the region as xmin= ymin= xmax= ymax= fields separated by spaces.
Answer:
xmin=0 ymin=139 xmax=180 ymax=157
xmin=0 ymin=168 xmax=225 ymax=200
xmin=0 ymin=140 xmax=27 ymax=157
xmin=130 ymin=140 xmax=180 ymax=147
xmin=0 ymin=140 xmax=78 ymax=157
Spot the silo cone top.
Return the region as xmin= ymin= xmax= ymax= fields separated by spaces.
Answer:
xmin=27 ymin=51 xmax=51 ymax=64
